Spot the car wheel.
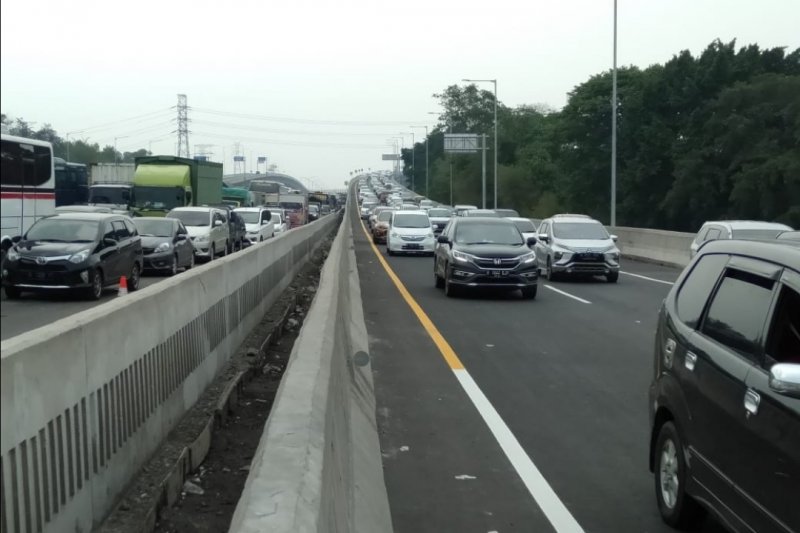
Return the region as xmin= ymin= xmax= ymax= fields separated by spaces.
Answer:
xmin=444 ymin=266 xmax=459 ymax=298
xmin=434 ymin=262 xmax=445 ymax=289
xmin=210 ymin=244 xmax=215 ymax=261
xmin=373 ymin=234 xmax=378 ymax=244
xmin=386 ymin=246 xmax=394 ymax=256
xmin=521 ymin=285 xmax=537 ymax=299
xmin=4 ymin=285 xmax=21 ymax=299
xmin=224 ymin=242 xmax=229 ymax=256
xmin=186 ymin=253 xmax=195 ymax=270
xmin=128 ymin=262 xmax=141 ymax=291
xmin=607 ymin=271 xmax=619 ymax=283
xmin=546 ymin=257 xmax=558 ymax=281
xmin=654 ymin=422 xmax=704 ymax=528
xmin=170 ymin=255 xmax=179 ymax=276
xmin=87 ymin=269 xmax=103 ymax=300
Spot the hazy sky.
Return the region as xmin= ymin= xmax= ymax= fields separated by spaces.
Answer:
xmin=2 ymin=0 xmax=798 ymax=189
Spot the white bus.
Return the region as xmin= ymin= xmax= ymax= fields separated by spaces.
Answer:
xmin=1 ymin=134 xmax=56 ymax=251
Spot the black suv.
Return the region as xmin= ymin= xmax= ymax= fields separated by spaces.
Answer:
xmin=2 ymin=213 xmax=143 ymax=300
xmin=649 ymin=239 xmax=800 ymax=533
xmin=434 ymin=217 xmax=539 ymax=298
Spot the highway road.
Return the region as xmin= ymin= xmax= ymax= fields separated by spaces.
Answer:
xmin=1 ymin=275 xmax=167 ymax=341
xmin=354 ymin=217 xmax=728 ymax=533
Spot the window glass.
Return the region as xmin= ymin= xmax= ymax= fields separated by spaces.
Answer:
xmin=705 ymin=228 xmax=721 ymax=241
xmin=112 ymin=220 xmax=131 ymax=240
xmin=676 ymin=254 xmax=728 ymax=328
xmin=765 ymin=285 xmax=800 ymax=365
xmin=103 ymin=223 xmax=117 ymax=242
xmin=123 ymin=219 xmax=138 ymax=236
xmin=539 ymin=222 xmax=550 ymax=235
xmin=0 ymin=140 xmax=53 ymax=187
xmin=702 ymin=269 xmax=775 ymax=360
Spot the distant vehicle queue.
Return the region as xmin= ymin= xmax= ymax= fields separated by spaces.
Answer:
xmin=0 ymin=133 xmax=343 ymax=299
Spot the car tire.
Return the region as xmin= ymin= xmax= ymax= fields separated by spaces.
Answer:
xmin=444 ymin=266 xmax=459 ymax=298
xmin=434 ymin=263 xmax=445 ymax=289
xmin=210 ymin=244 xmax=215 ymax=261
xmin=521 ymin=285 xmax=537 ymax=299
xmin=186 ymin=253 xmax=195 ymax=270
xmin=373 ymin=234 xmax=378 ymax=244
xmin=607 ymin=271 xmax=619 ymax=283
xmin=654 ymin=422 xmax=704 ymax=529
xmin=128 ymin=262 xmax=141 ymax=291
xmin=546 ymin=257 xmax=558 ymax=281
xmin=87 ymin=269 xmax=103 ymax=300
xmin=387 ymin=246 xmax=394 ymax=256
xmin=4 ymin=285 xmax=21 ymax=299
xmin=170 ymin=255 xmax=179 ymax=276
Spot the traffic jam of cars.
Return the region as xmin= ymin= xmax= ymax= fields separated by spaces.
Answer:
xmin=357 ymin=173 xmax=800 ymax=533
xmin=1 ymin=175 xmax=341 ymax=300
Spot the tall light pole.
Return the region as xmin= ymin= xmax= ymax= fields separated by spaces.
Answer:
xmin=410 ymin=125 xmax=429 ymax=197
xmin=410 ymin=131 xmax=415 ymax=191
xmin=463 ymin=78 xmax=497 ymax=208
xmin=610 ymin=0 xmax=618 ymax=227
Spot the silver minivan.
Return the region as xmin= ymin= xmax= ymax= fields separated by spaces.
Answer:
xmin=166 ymin=207 xmax=230 ymax=261
xmin=534 ymin=214 xmax=620 ymax=282
xmin=690 ymin=220 xmax=793 ymax=258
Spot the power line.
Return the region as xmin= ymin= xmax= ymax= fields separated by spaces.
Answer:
xmin=190 ymin=119 xmax=409 ymax=138
xmin=191 ymin=106 xmax=422 ymax=127
xmin=191 ymin=130 xmax=387 ymax=149
xmin=68 ymin=108 xmax=174 ymax=134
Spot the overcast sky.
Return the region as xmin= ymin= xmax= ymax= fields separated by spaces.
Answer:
xmin=2 ymin=0 xmax=798 ymax=189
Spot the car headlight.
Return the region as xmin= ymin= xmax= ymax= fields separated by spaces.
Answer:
xmin=155 ymin=242 xmax=171 ymax=253
xmin=518 ymin=252 xmax=536 ymax=264
xmin=427 ymin=232 xmax=434 ymax=238
xmin=68 ymin=249 xmax=91 ymax=264
xmin=452 ymin=250 xmax=472 ymax=263
xmin=195 ymin=234 xmax=208 ymax=242
xmin=554 ymin=251 xmax=564 ymax=260
xmin=390 ymin=232 xmax=398 ymax=238
xmin=6 ymin=248 xmax=19 ymax=261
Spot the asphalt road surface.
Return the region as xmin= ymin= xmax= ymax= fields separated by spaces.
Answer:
xmin=354 ymin=216 xmax=728 ymax=533
xmin=1 ymin=274 xmax=166 ymax=341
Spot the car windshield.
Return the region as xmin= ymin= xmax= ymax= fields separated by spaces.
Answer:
xmin=428 ymin=209 xmax=453 ymax=218
xmin=377 ymin=211 xmax=393 ymax=222
xmin=236 ymin=211 xmax=261 ymax=224
xmin=89 ymin=186 xmax=130 ymax=205
xmin=133 ymin=186 xmax=185 ymax=210
xmin=513 ymin=219 xmax=537 ymax=233
xmin=26 ymin=219 xmax=99 ymax=242
xmin=271 ymin=214 xmax=282 ymax=224
xmin=495 ymin=209 xmax=520 ymax=217
xmin=280 ymin=202 xmax=303 ymax=210
xmin=393 ymin=213 xmax=430 ymax=228
xmin=732 ymin=228 xmax=787 ymax=239
xmin=167 ymin=210 xmax=210 ymax=226
xmin=133 ymin=219 xmax=173 ymax=237
xmin=455 ymin=223 xmax=524 ymax=245
xmin=553 ymin=222 xmax=609 ymax=240
xmin=777 ymin=231 xmax=800 ymax=241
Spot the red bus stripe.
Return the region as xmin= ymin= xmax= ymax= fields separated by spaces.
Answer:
xmin=0 ymin=192 xmax=56 ymax=199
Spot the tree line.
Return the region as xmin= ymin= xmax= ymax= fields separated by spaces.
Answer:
xmin=403 ymin=40 xmax=800 ymax=231
xmin=0 ymin=114 xmax=151 ymax=165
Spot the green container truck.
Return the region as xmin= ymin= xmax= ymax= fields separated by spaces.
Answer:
xmin=130 ymin=156 xmax=223 ymax=217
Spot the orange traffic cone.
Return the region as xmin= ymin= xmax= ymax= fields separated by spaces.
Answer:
xmin=118 ymin=276 xmax=128 ymax=296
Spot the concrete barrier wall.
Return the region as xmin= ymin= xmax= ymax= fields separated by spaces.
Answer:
xmin=228 ymin=197 xmax=392 ymax=532
xmin=609 ymin=226 xmax=694 ymax=268
xmin=0 ymin=214 xmax=340 ymax=533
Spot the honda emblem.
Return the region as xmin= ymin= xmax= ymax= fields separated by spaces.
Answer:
xmin=493 ymin=258 xmax=502 ymax=266
xmin=36 ymin=256 xmax=47 ymax=265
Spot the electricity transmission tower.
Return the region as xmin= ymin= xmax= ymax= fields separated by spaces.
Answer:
xmin=176 ymin=94 xmax=190 ymax=158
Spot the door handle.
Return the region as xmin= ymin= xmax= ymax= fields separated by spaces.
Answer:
xmin=685 ymin=351 xmax=697 ymax=371
xmin=744 ymin=389 xmax=760 ymax=416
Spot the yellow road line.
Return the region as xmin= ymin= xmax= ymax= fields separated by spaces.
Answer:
xmin=359 ymin=221 xmax=464 ymax=370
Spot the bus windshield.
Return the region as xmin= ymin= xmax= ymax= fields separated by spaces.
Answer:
xmin=89 ymin=186 xmax=130 ymax=205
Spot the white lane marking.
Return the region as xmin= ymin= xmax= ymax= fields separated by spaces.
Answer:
xmin=544 ymin=285 xmax=592 ymax=304
xmin=455 ymin=474 xmax=477 ymax=480
xmin=454 ymin=369 xmax=585 ymax=532
xmin=620 ymin=271 xmax=674 ymax=285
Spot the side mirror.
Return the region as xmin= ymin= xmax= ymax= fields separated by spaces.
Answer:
xmin=214 ymin=220 xmax=223 ymax=227
xmin=11 ymin=236 xmax=22 ymax=244
xmin=769 ymin=364 xmax=800 ymax=398
xmin=526 ymin=236 xmax=538 ymax=247
xmin=437 ymin=235 xmax=450 ymax=245
xmin=610 ymin=234 xmax=618 ymax=242
xmin=176 ymin=234 xmax=187 ymax=241
xmin=538 ymin=233 xmax=549 ymax=243
xmin=104 ymin=238 xmax=118 ymax=247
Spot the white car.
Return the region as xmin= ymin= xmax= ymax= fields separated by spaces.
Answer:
xmin=234 ymin=207 xmax=276 ymax=245
xmin=690 ymin=220 xmax=793 ymax=258
xmin=166 ymin=207 xmax=230 ymax=260
xmin=271 ymin=211 xmax=289 ymax=234
xmin=508 ymin=217 xmax=538 ymax=246
xmin=386 ymin=210 xmax=435 ymax=256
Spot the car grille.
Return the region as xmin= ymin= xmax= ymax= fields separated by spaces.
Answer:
xmin=142 ymin=247 xmax=156 ymax=255
xmin=573 ymin=252 xmax=605 ymax=262
xmin=18 ymin=258 xmax=69 ymax=272
xmin=401 ymin=235 xmax=424 ymax=242
xmin=473 ymin=257 xmax=520 ymax=270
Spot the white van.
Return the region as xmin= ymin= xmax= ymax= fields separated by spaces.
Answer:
xmin=386 ymin=210 xmax=435 ymax=256
xmin=166 ymin=207 xmax=230 ymax=260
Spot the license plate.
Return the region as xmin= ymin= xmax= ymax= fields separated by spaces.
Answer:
xmin=32 ymin=272 xmax=47 ymax=280
xmin=405 ymin=244 xmax=422 ymax=250
xmin=490 ymin=270 xmax=508 ymax=277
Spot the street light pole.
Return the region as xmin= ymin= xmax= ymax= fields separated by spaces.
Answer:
xmin=410 ymin=131 xmax=415 ymax=191
xmin=410 ymin=125 xmax=429 ymax=197
xmin=463 ymin=78 xmax=498 ymax=208
xmin=610 ymin=0 xmax=618 ymax=228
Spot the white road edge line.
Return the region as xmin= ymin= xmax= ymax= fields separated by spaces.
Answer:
xmin=544 ymin=285 xmax=592 ymax=304
xmin=620 ymin=271 xmax=674 ymax=285
xmin=453 ymin=368 xmax=585 ymax=533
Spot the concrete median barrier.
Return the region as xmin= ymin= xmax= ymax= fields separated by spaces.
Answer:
xmin=228 ymin=198 xmax=392 ymax=532
xmin=610 ymin=226 xmax=694 ymax=268
xmin=0 ymin=215 xmax=340 ymax=533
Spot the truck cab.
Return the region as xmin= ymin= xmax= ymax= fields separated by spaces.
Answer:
xmin=131 ymin=156 xmax=223 ymax=217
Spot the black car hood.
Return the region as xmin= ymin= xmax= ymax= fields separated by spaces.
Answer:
xmin=141 ymin=235 xmax=171 ymax=248
xmin=455 ymin=243 xmax=528 ymax=258
xmin=16 ymin=241 xmax=94 ymax=257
